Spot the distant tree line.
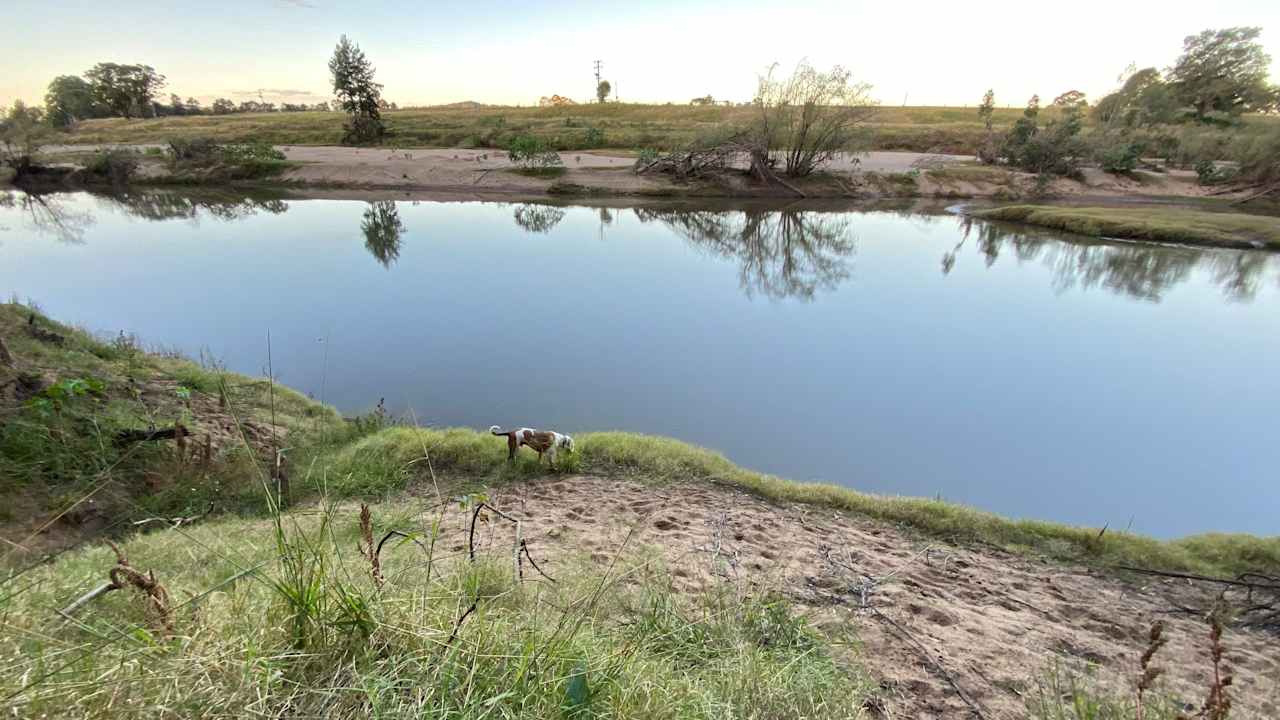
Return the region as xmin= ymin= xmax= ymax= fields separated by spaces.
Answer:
xmin=39 ymin=61 xmax=402 ymax=129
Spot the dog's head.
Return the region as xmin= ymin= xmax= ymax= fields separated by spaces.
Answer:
xmin=558 ymin=434 xmax=575 ymax=452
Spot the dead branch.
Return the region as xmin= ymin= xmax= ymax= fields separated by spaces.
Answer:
xmin=25 ymin=313 xmax=64 ymax=345
xmin=57 ymin=582 xmax=117 ymax=621
xmin=114 ymin=425 xmax=190 ymax=446
xmin=519 ymin=539 xmax=556 ymax=583
xmin=101 ymin=540 xmax=174 ymax=633
xmin=446 ymin=601 xmax=478 ymax=646
xmin=1112 ymin=566 xmax=1280 ymax=592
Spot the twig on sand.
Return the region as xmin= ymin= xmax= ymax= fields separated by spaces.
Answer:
xmin=1111 ymin=566 xmax=1280 ymax=592
xmin=872 ymin=607 xmax=990 ymax=720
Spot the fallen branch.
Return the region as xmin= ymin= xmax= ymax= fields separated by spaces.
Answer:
xmin=57 ymin=582 xmax=117 ymax=620
xmin=114 ymin=425 xmax=189 ymax=446
xmin=1112 ymin=566 xmax=1280 ymax=592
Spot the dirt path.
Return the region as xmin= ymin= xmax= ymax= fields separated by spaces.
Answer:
xmin=445 ymin=475 xmax=1280 ymax=720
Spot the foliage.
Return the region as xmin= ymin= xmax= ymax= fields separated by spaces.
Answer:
xmin=328 ymin=35 xmax=385 ymax=145
xmin=211 ymin=98 xmax=236 ymax=115
xmin=507 ymin=134 xmax=563 ymax=169
xmin=84 ymin=63 xmax=166 ymax=119
xmin=0 ymin=101 xmax=49 ymax=173
xmin=750 ymin=61 xmax=876 ymax=177
xmin=86 ymin=148 xmax=139 ymax=184
xmin=1194 ymin=160 xmax=1237 ymax=186
xmin=977 ymin=89 xmax=998 ymax=163
xmin=596 ymin=79 xmax=612 ymax=104
xmin=44 ymin=75 xmax=97 ymax=128
xmin=1051 ymin=90 xmax=1087 ymax=108
xmin=1093 ymin=68 xmax=1180 ymax=128
xmin=1000 ymin=95 xmax=1085 ymax=177
xmin=1169 ymin=27 xmax=1274 ymax=122
xmin=1088 ymin=131 xmax=1144 ymax=173
xmin=361 ymin=201 xmax=405 ymax=267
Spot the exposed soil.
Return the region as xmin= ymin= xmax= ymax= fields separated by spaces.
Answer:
xmin=30 ymin=144 xmax=1248 ymax=202
xmin=439 ymin=475 xmax=1280 ymax=720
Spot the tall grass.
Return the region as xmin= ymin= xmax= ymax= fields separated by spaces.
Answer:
xmin=0 ymin=496 xmax=872 ymax=718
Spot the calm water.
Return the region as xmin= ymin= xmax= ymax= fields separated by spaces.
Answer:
xmin=2 ymin=189 xmax=1278 ymax=538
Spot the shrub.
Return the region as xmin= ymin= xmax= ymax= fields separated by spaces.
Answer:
xmin=86 ymin=148 xmax=139 ymax=184
xmin=507 ymin=135 xmax=563 ymax=169
xmin=220 ymin=140 xmax=286 ymax=163
xmin=1000 ymin=96 xmax=1085 ymax=177
xmin=1090 ymin=133 xmax=1145 ymax=174
xmin=167 ymin=137 xmax=221 ymax=163
xmin=1194 ymin=159 xmax=1238 ymax=186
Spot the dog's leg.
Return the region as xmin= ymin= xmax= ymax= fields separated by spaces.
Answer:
xmin=507 ymin=435 xmax=517 ymax=461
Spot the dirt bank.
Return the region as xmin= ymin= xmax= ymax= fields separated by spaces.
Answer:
xmin=461 ymin=475 xmax=1280 ymax=720
xmin=35 ymin=144 xmax=1251 ymax=201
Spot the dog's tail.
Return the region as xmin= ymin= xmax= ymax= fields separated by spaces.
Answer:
xmin=489 ymin=425 xmax=507 ymax=436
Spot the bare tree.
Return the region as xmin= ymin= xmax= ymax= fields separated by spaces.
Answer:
xmin=750 ymin=62 xmax=876 ymax=178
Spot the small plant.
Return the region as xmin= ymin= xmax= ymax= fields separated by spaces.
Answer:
xmin=507 ymin=135 xmax=563 ymax=170
xmin=584 ymin=126 xmax=605 ymax=147
xmin=1194 ymin=159 xmax=1238 ymax=186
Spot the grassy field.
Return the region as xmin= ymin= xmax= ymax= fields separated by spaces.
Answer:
xmin=972 ymin=204 xmax=1280 ymax=248
xmin=60 ymin=104 xmax=1043 ymax=154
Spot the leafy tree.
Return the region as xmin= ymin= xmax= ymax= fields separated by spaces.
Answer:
xmin=211 ymin=98 xmax=235 ymax=115
xmin=1000 ymin=94 xmax=1084 ymax=177
xmin=1 ymin=101 xmax=50 ymax=174
xmin=751 ymin=61 xmax=876 ymax=177
xmin=1051 ymin=90 xmax=1087 ymax=108
xmin=84 ymin=63 xmax=166 ymax=118
xmin=185 ymin=97 xmax=201 ymax=114
xmin=977 ymin=89 xmax=995 ymax=130
xmin=596 ymin=80 xmax=611 ymax=104
xmin=329 ymin=35 xmax=385 ymax=144
xmin=44 ymin=76 xmax=96 ymax=128
xmin=1093 ymin=67 xmax=1179 ymax=127
xmin=1168 ymin=27 xmax=1273 ymax=121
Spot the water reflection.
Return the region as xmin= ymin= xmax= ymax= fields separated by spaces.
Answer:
xmin=97 ymin=189 xmax=289 ymax=222
xmin=947 ymin=216 xmax=1280 ymax=302
xmin=512 ymin=204 xmax=566 ymax=234
xmin=361 ymin=201 xmax=405 ymax=268
xmin=634 ymin=208 xmax=855 ymax=300
xmin=1 ymin=190 xmax=94 ymax=244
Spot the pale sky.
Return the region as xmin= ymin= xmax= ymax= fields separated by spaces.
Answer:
xmin=4 ymin=0 xmax=1278 ymax=109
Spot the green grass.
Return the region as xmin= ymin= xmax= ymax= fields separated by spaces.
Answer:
xmin=0 ymin=302 xmax=342 ymax=546
xmin=297 ymin=426 xmax=1279 ymax=579
xmin=55 ymin=104 xmax=1048 ymax=154
xmin=1 ymin=498 xmax=872 ymax=718
xmin=971 ymin=205 xmax=1280 ymax=249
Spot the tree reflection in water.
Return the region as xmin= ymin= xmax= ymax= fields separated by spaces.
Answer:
xmin=361 ymin=201 xmax=405 ymax=268
xmin=96 ymin=189 xmax=289 ymax=222
xmin=512 ymin=204 xmax=566 ymax=234
xmin=634 ymin=207 xmax=856 ymax=301
xmin=946 ymin=215 xmax=1280 ymax=302
xmin=2 ymin=190 xmax=94 ymax=244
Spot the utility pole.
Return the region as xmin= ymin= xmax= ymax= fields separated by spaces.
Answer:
xmin=593 ymin=60 xmax=603 ymax=103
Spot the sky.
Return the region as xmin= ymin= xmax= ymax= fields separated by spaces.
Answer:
xmin=4 ymin=0 xmax=1279 ymax=109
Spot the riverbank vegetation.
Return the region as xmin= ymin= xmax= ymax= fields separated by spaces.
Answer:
xmin=971 ymin=205 xmax=1280 ymax=249
xmin=3 ymin=302 xmax=1278 ymax=718
xmin=3 ymin=302 xmax=1276 ymax=579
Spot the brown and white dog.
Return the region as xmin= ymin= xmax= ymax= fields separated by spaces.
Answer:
xmin=489 ymin=425 xmax=575 ymax=464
